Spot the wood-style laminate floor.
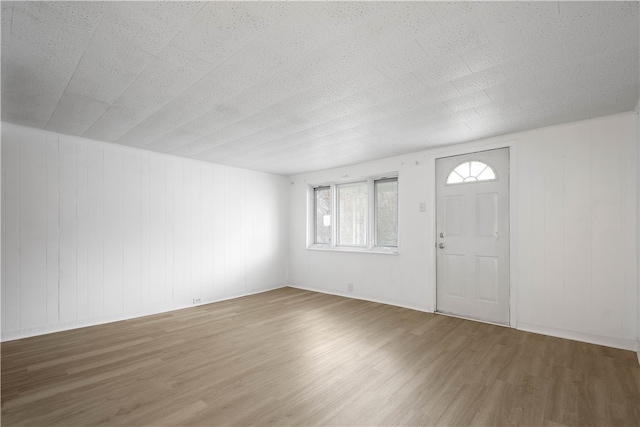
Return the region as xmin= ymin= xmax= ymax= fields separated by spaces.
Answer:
xmin=2 ymin=287 xmax=639 ymax=426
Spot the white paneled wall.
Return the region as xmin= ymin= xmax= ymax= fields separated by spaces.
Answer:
xmin=515 ymin=115 xmax=638 ymax=349
xmin=289 ymin=112 xmax=638 ymax=351
xmin=1 ymin=123 xmax=289 ymax=340
xmin=2 ymin=114 xmax=638 ymax=351
xmin=635 ymin=99 xmax=640 ymax=363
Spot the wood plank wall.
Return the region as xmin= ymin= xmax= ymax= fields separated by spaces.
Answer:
xmin=288 ymin=113 xmax=638 ymax=350
xmin=1 ymin=123 xmax=290 ymax=340
xmin=515 ymin=116 xmax=637 ymax=342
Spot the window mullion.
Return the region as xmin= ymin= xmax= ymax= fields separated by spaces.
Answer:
xmin=330 ymin=183 xmax=337 ymax=248
xmin=309 ymin=185 xmax=314 ymax=246
xmin=368 ymin=178 xmax=374 ymax=249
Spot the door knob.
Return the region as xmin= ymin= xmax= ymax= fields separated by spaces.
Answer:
xmin=438 ymin=243 xmax=445 ymax=249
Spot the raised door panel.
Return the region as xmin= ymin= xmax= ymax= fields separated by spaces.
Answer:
xmin=443 ymin=254 xmax=465 ymax=298
xmin=475 ymin=193 xmax=498 ymax=238
xmin=444 ymin=195 xmax=464 ymax=237
xmin=475 ymin=255 xmax=499 ymax=303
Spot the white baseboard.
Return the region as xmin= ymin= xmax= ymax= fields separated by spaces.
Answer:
xmin=517 ymin=322 xmax=638 ymax=352
xmin=5 ymin=284 xmax=636 ymax=361
xmin=287 ymin=283 xmax=432 ymax=313
xmin=289 ymin=285 xmax=638 ymax=355
xmin=1 ymin=284 xmax=287 ymax=342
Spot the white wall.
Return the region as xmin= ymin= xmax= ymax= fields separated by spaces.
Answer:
xmin=3 ymin=114 xmax=638 ymax=353
xmin=636 ymin=98 xmax=640 ymax=362
xmin=1 ymin=123 xmax=290 ymax=341
xmin=514 ymin=114 xmax=637 ymax=351
xmin=289 ymin=155 xmax=433 ymax=312
xmin=289 ymin=112 xmax=638 ymax=351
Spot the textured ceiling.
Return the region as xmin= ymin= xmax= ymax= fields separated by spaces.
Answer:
xmin=1 ymin=1 xmax=639 ymax=176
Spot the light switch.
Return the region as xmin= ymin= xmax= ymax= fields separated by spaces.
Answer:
xmin=419 ymin=202 xmax=426 ymax=212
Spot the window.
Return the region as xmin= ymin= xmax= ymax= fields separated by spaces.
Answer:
xmin=375 ymin=178 xmax=398 ymax=247
xmin=447 ymin=161 xmax=496 ymax=184
xmin=314 ymin=187 xmax=331 ymax=244
xmin=337 ymin=182 xmax=367 ymax=246
xmin=309 ymin=175 xmax=398 ymax=253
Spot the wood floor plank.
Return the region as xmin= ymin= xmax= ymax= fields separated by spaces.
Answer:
xmin=2 ymin=287 xmax=639 ymax=426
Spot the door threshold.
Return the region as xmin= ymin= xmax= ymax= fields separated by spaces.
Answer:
xmin=435 ymin=311 xmax=510 ymax=328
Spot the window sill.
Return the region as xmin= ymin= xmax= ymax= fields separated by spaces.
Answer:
xmin=306 ymin=245 xmax=399 ymax=255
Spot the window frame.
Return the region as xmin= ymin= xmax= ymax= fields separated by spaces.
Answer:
xmin=307 ymin=173 xmax=399 ymax=254
xmin=313 ymin=186 xmax=332 ymax=245
xmin=336 ymin=180 xmax=368 ymax=248
xmin=446 ymin=160 xmax=498 ymax=185
xmin=373 ymin=177 xmax=399 ymax=248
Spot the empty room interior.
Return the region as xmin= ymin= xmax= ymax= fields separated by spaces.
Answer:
xmin=1 ymin=1 xmax=640 ymax=426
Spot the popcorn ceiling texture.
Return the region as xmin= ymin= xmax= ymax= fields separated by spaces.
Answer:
xmin=1 ymin=1 xmax=638 ymax=175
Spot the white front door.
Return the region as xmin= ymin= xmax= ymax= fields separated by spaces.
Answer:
xmin=435 ymin=148 xmax=510 ymax=325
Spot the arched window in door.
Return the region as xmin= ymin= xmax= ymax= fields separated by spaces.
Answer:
xmin=446 ymin=161 xmax=497 ymax=184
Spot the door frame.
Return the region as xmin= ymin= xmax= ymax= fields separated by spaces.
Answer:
xmin=425 ymin=139 xmax=518 ymax=328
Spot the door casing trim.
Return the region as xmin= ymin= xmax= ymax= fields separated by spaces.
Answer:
xmin=425 ymin=140 xmax=518 ymax=328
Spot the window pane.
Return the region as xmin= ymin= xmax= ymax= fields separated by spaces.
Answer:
xmin=454 ymin=162 xmax=470 ymax=178
xmin=447 ymin=161 xmax=496 ymax=184
xmin=314 ymin=187 xmax=331 ymax=244
xmin=338 ymin=182 xmax=367 ymax=246
xmin=447 ymin=173 xmax=464 ymax=184
xmin=477 ymin=167 xmax=496 ymax=180
xmin=470 ymin=161 xmax=487 ymax=177
xmin=375 ymin=178 xmax=398 ymax=247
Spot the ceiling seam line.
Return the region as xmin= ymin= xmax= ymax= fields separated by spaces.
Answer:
xmin=159 ymin=61 xmax=423 ymax=158
xmin=2 ymin=2 xmax=15 ymax=96
xmin=81 ymin=2 xmax=210 ymax=139
xmin=130 ymin=57 xmax=315 ymax=152
xmin=170 ymin=97 xmax=371 ymax=160
xmin=115 ymin=2 xmax=308 ymax=147
xmin=142 ymin=70 xmax=354 ymax=155
xmin=137 ymin=70 xmax=315 ymax=152
xmin=192 ymin=117 xmax=364 ymax=162
xmin=44 ymin=15 xmax=104 ymax=130
xmin=128 ymin=4 xmax=411 ymax=154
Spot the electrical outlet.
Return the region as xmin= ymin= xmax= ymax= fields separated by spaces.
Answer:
xmin=193 ymin=298 xmax=201 ymax=304
xmin=347 ymin=283 xmax=353 ymax=292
